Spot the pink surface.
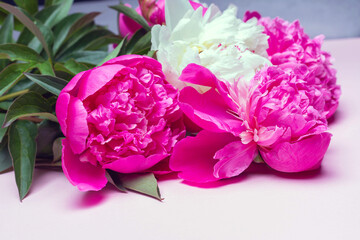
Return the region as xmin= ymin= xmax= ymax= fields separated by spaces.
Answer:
xmin=1 ymin=38 xmax=360 ymax=239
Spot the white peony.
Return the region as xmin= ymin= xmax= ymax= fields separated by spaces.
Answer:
xmin=151 ymin=0 xmax=271 ymax=92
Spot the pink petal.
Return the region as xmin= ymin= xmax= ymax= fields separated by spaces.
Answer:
xmin=62 ymin=139 xmax=107 ymax=191
xmin=169 ymin=130 xmax=240 ymax=183
xmin=118 ymin=4 xmax=142 ymax=38
xmin=103 ymin=55 xmax=162 ymax=72
xmin=180 ymin=86 xmax=244 ymax=135
xmin=56 ymin=92 xmax=70 ymax=135
xmin=260 ymin=132 xmax=332 ymax=172
xmin=213 ymin=141 xmax=257 ymax=179
xmin=77 ymin=64 xmax=125 ymax=101
xmin=66 ymin=96 xmax=89 ymax=154
xmin=103 ymin=153 xmax=168 ymax=173
xmin=180 ymin=63 xmax=239 ymax=112
xmin=61 ymin=69 xmax=87 ymax=94
xmin=180 ymin=63 xmax=217 ymax=88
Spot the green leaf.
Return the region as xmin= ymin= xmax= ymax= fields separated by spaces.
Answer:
xmin=3 ymin=92 xmax=58 ymax=128
xmin=0 ymin=113 xmax=7 ymax=142
xmin=52 ymin=137 xmax=63 ymax=162
xmin=121 ymin=173 xmax=162 ymax=200
xmin=0 ymin=43 xmax=45 ymax=62
xmin=131 ymin=31 xmax=151 ymax=55
xmin=0 ymin=62 xmax=35 ymax=97
xmin=106 ymin=170 xmax=127 ymax=192
xmin=52 ymin=13 xmax=84 ymax=54
xmin=42 ymin=0 xmax=73 ymax=28
xmin=9 ymin=120 xmax=37 ymax=200
xmin=37 ymin=60 xmax=55 ymax=76
xmin=0 ymin=14 xmax=14 ymax=69
xmin=24 ymin=73 xmax=68 ymax=96
xmin=57 ymin=28 xmax=113 ymax=60
xmin=97 ymin=38 xmax=125 ymax=66
xmin=33 ymin=4 xmax=63 ymax=28
xmin=125 ymin=28 xmax=147 ymax=54
xmin=85 ymin=35 xmax=122 ymax=51
xmin=13 ymin=0 xmax=38 ymax=15
xmin=61 ymin=51 xmax=108 ymax=65
xmin=110 ymin=4 xmax=150 ymax=31
xmin=23 ymin=20 xmax=54 ymax=56
xmin=146 ymin=50 xmax=155 ymax=58
xmin=68 ymin=12 xmax=101 ymax=38
xmin=0 ymin=13 xmax=13 ymax=44
xmin=0 ymin=140 xmax=12 ymax=174
xmin=63 ymin=59 xmax=89 ymax=74
xmin=0 ymin=2 xmax=52 ymax=61
xmin=55 ymin=23 xmax=96 ymax=60
xmin=45 ymin=0 xmax=63 ymax=7
xmin=0 ymin=10 xmax=23 ymax=32
xmin=0 ymin=101 xmax=12 ymax=111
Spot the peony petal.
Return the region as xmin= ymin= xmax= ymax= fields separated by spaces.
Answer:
xmin=66 ymin=96 xmax=89 ymax=154
xmin=77 ymin=64 xmax=125 ymax=101
xmin=61 ymin=69 xmax=87 ymax=94
xmin=164 ymin=0 xmax=192 ymax=31
xmin=213 ymin=141 xmax=257 ymax=178
xmin=180 ymin=63 xmax=217 ymax=88
xmin=103 ymin=153 xmax=168 ymax=173
xmin=169 ymin=130 xmax=240 ymax=183
xmin=180 ymin=86 xmax=244 ymax=135
xmin=62 ymin=139 xmax=107 ymax=191
xmin=56 ymin=92 xmax=70 ymax=135
xmin=103 ymin=55 xmax=162 ymax=72
xmin=118 ymin=4 xmax=142 ymax=38
xmin=261 ymin=132 xmax=332 ymax=172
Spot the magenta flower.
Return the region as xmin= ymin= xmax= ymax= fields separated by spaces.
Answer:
xmin=56 ymin=55 xmax=185 ymax=191
xmin=169 ymin=63 xmax=331 ymax=183
xmin=119 ymin=0 xmax=206 ymax=38
xmin=244 ymin=12 xmax=341 ymax=118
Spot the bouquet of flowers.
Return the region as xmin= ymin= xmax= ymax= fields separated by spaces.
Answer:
xmin=0 ymin=0 xmax=340 ymax=201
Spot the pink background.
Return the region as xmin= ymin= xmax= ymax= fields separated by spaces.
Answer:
xmin=1 ymin=38 xmax=359 ymax=239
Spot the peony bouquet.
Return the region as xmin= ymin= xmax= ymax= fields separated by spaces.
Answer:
xmin=0 ymin=0 xmax=340 ymax=201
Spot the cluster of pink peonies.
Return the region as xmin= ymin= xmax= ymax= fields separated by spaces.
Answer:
xmin=56 ymin=0 xmax=340 ymax=190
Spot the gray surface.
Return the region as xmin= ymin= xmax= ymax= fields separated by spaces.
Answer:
xmin=71 ymin=0 xmax=360 ymax=39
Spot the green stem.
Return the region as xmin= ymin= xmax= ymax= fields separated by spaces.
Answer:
xmin=0 ymin=89 xmax=29 ymax=102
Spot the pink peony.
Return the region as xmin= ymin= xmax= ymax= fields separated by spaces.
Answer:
xmin=244 ymin=11 xmax=341 ymax=118
xmin=56 ymin=55 xmax=185 ymax=191
xmin=119 ymin=0 xmax=206 ymax=38
xmin=169 ymin=63 xmax=331 ymax=183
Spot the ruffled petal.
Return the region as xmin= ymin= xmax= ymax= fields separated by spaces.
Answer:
xmin=102 ymin=153 xmax=168 ymax=173
xmin=66 ymin=96 xmax=89 ymax=154
xmin=180 ymin=86 xmax=244 ymax=135
xmin=77 ymin=64 xmax=125 ymax=101
xmin=169 ymin=130 xmax=239 ymax=183
xmin=62 ymin=139 xmax=107 ymax=191
xmin=213 ymin=141 xmax=257 ymax=178
xmin=261 ymin=132 xmax=332 ymax=172
xmin=55 ymin=92 xmax=70 ymax=135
